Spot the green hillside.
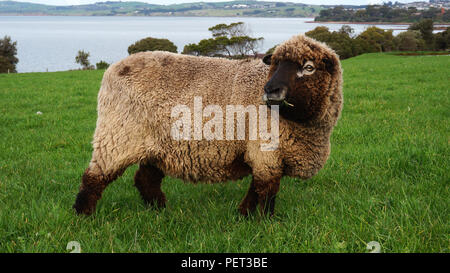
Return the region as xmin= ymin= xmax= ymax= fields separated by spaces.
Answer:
xmin=0 ymin=1 xmax=322 ymax=17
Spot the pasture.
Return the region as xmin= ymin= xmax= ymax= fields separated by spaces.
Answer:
xmin=0 ymin=53 xmax=448 ymax=252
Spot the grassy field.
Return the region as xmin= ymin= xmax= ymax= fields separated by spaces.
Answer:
xmin=0 ymin=53 xmax=448 ymax=253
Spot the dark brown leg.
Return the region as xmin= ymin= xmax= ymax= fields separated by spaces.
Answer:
xmin=73 ymin=167 xmax=123 ymax=215
xmin=256 ymin=180 xmax=279 ymax=216
xmin=134 ymin=164 xmax=166 ymax=208
xmin=239 ymin=176 xmax=281 ymax=216
xmin=239 ymin=180 xmax=259 ymax=216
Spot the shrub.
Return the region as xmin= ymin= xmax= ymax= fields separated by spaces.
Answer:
xmin=434 ymin=27 xmax=450 ymax=51
xmin=96 ymin=60 xmax=110 ymax=70
xmin=0 ymin=36 xmax=18 ymax=73
xmin=0 ymin=56 xmax=16 ymax=73
xmin=356 ymin=26 xmax=395 ymax=53
xmin=409 ymin=19 xmax=434 ymax=49
xmin=75 ymin=50 xmax=93 ymax=70
xmin=128 ymin=37 xmax=177 ymax=55
xmin=306 ymin=26 xmax=361 ymax=59
xmin=265 ymin=45 xmax=278 ymax=55
xmin=394 ymin=30 xmax=425 ymax=51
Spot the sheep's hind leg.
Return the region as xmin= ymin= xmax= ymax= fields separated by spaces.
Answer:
xmin=73 ymin=165 xmax=125 ymax=215
xmin=134 ymin=164 xmax=166 ymax=208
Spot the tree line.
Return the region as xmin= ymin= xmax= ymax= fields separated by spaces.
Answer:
xmin=1 ymin=20 xmax=449 ymax=73
xmin=316 ymin=5 xmax=450 ymax=23
xmin=301 ymin=19 xmax=450 ymax=59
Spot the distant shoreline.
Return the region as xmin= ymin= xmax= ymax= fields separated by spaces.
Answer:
xmin=0 ymin=13 xmax=314 ymax=19
xmin=0 ymin=14 xmax=315 ymax=18
xmin=3 ymin=15 xmax=447 ymax=25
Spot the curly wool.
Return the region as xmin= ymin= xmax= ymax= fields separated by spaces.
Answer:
xmin=86 ymin=35 xmax=342 ymax=183
xmin=73 ymin=34 xmax=343 ymax=216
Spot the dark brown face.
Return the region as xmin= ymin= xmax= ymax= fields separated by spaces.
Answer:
xmin=262 ymin=54 xmax=336 ymax=123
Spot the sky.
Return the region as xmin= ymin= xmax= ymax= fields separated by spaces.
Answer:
xmin=4 ymin=0 xmax=424 ymax=6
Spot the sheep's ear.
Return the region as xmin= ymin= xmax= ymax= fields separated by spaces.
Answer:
xmin=262 ymin=54 xmax=272 ymax=65
xmin=323 ymin=58 xmax=335 ymax=74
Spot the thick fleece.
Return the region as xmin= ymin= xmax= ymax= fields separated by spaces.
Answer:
xmin=73 ymin=34 xmax=343 ymax=216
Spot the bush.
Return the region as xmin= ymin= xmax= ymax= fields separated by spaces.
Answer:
xmin=306 ymin=26 xmax=362 ymax=59
xmin=96 ymin=60 xmax=110 ymax=70
xmin=0 ymin=56 xmax=16 ymax=73
xmin=0 ymin=36 xmax=18 ymax=73
xmin=128 ymin=37 xmax=177 ymax=55
xmin=435 ymin=27 xmax=450 ymax=51
xmin=394 ymin=30 xmax=425 ymax=51
xmin=265 ymin=45 xmax=278 ymax=55
xmin=75 ymin=50 xmax=94 ymax=70
xmin=409 ymin=19 xmax=434 ymax=49
xmin=356 ymin=26 xmax=395 ymax=53
xmin=305 ymin=25 xmax=398 ymax=59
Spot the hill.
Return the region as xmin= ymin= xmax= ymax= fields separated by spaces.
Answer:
xmin=0 ymin=1 xmax=322 ymax=17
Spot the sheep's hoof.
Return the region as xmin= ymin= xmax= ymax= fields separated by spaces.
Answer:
xmin=238 ymin=207 xmax=251 ymax=217
xmin=238 ymin=203 xmax=256 ymax=217
xmin=73 ymin=192 xmax=96 ymax=215
xmin=142 ymin=193 xmax=167 ymax=209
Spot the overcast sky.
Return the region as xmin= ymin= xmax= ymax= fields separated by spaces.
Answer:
xmin=4 ymin=0 xmax=424 ymax=6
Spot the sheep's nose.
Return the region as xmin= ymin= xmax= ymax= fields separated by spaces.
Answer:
xmin=264 ymin=82 xmax=284 ymax=94
xmin=263 ymin=84 xmax=287 ymax=103
xmin=264 ymin=85 xmax=281 ymax=95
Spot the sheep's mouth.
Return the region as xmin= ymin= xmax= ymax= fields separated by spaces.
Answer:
xmin=262 ymin=88 xmax=294 ymax=107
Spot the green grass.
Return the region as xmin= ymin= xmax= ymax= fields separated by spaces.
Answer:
xmin=0 ymin=53 xmax=448 ymax=253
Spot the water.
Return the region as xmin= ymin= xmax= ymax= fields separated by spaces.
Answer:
xmin=0 ymin=16 xmax=410 ymax=73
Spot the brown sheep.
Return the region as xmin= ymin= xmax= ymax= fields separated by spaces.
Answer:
xmin=73 ymin=34 xmax=343 ymax=216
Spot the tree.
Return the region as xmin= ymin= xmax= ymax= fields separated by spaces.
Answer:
xmin=0 ymin=36 xmax=18 ymax=73
xmin=183 ymin=22 xmax=263 ymax=58
xmin=409 ymin=19 xmax=434 ymax=49
xmin=394 ymin=30 xmax=425 ymax=51
xmin=182 ymin=38 xmax=225 ymax=57
xmin=435 ymin=27 xmax=450 ymax=51
xmin=339 ymin=25 xmax=355 ymax=38
xmin=305 ymin=26 xmax=333 ymax=43
xmin=209 ymin=22 xmax=248 ymax=38
xmin=356 ymin=26 xmax=394 ymax=52
xmin=265 ymin=45 xmax=278 ymax=55
xmin=75 ymin=50 xmax=93 ymax=70
xmin=306 ymin=26 xmax=361 ymax=59
xmin=128 ymin=37 xmax=177 ymax=55
xmin=228 ymin=35 xmax=263 ymax=56
xmin=0 ymin=56 xmax=15 ymax=74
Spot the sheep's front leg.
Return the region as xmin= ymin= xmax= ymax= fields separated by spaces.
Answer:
xmin=134 ymin=164 xmax=166 ymax=208
xmin=239 ymin=180 xmax=258 ymax=216
xmin=239 ymin=176 xmax=281 ymax=216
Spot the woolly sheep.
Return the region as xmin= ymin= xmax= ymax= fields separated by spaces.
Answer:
xmin=73 ymin=34 xmax=343 ymax=216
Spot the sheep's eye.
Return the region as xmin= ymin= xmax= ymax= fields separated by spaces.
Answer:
xmin=297 ymin=61 xmax=315 ymax=78
xmin=304 ymin=65 xmax=314 ymax=72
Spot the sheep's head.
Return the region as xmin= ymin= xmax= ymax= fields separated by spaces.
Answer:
xmin=262 ymin=34 xmax=342 ymax=124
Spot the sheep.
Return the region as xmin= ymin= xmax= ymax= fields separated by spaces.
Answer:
xmin=73 ymin=34 xmax=343 ymax=216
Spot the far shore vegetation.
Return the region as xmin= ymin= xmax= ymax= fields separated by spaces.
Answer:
xmin=316 ymin=5 xmax=450 ymax=23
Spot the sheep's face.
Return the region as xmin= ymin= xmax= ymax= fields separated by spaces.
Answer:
xmin=262 ymin=47 xmax=339 ymax=124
